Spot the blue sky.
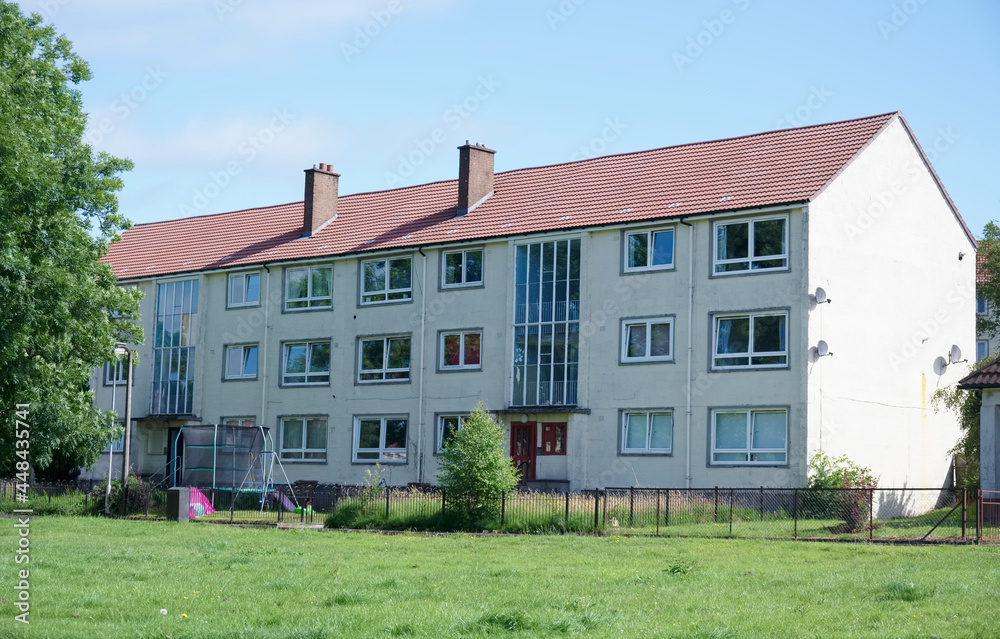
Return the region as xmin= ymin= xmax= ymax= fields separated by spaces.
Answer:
xmin=22 ymin=0 xmax=1000 ymax=235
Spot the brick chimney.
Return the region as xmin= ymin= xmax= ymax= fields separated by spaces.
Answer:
xmin=456 ymin=142 xmax=495 ymax=217
xmin=302 ymin=163 xmax=339 ymax=236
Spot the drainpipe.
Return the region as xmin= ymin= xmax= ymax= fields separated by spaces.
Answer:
xmin=417 ymin=248 xmax=428 ymax=483
xmin=680 ymin=219 xmax=694 ymax=489
xmin=259 ymin=265 xmax=271 ymax=441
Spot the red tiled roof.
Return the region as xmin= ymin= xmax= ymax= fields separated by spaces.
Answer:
xmin=958 ymin=359 xmax=1000 ymax=389
xmin=106 ymin=112 xmax=906 ymax=280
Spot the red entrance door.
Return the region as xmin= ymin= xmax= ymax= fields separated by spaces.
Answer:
xmin=510 ymin=422 xmax=536 ymax=483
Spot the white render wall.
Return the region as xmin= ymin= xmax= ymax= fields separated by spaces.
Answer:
xmin=806 ymin=118 xmax=975 ymax=489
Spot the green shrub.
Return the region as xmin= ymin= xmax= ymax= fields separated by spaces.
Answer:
xmin=808 ymin=451 xmax=877 ymax=532
xmin=436 ymin=403 xmax=520 ymax=523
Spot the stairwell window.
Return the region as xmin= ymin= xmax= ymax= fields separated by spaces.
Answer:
xmin=280 ymin=417 xmax=327 ymax=462
xmin=714 ymin=216 xmax=787 ymax=274
xmin=711 ymin=408 xmax=787 ymax=465
xmin=151 ymin=279 xmax=198 ymax=415
xmin=362 ymin=256 xmax=412 ymax=304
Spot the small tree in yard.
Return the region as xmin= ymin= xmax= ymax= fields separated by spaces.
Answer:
xmin=436 ymin=404 xmax=520 ymax=524
xmin=808 ymin=451 xmax=878 ymax=533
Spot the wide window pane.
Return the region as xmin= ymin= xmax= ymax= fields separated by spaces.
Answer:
xmin=715 ymin=413 xmax=747 ymax=449
xmin=649 ymin=413 xmax=672 ymax=449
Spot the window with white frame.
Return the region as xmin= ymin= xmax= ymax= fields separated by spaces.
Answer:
xmin=443 ymin=248 xmax=483 ymax=287
xmin=436 ymin=414 xmax=467 ymax=453
xmin=222 ymin=417 xmax=256 ymax=429
xmin=280 ymin=417 xmax=327 ymax=461
xmin=624 ymin=228 xmax=674 ymax=272
xmin=978 ymin=294 xmax=988 ymax=316
xmin=224 ymin=344 xmax=258 ymax=379
xmin=441 ymin=330 xmax=482 ymax=370
xmin=362 ymin=256 xmax=412 ymax=304
xmin=713 ymin=216 xmax=787 ymax=274
xmin=107 ymin=421 xmax=124 ymax=452
xmin=285 ymin=266 xmax=332 ymax=310
xmin=282 ymin=341 xmax=330 ymax=385
xmin=354 ymin=416 xmax=407 ymax=462
xmin=978 ymin=340 xmax=990 ymax=362
xmin=621 ymin=317 xmax=673 ymax=363
xmin=359 ymin=336 xmax=410 ymax=382
xmin=621 ymin=410 xmax=673 ymax=454
xmin=228 ymin=272 xmax=260 ymax=308
xmin=104 ymin=360 xmax=128 ymax=385
xmin=713 ymin=311 xmax=787 ymax=369
xmin=711 ymin=408 xmax=787 ymax=464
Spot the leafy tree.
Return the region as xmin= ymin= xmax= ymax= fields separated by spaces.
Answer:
xmin=808 ymin=451 xmax=878 ymax=533
xmin=976 ymin=222 xmax=1000 ymax=339
xmin=931 ymin=356 xmax=991 ymax=491
xmin=436 ymin=403 xmax=520 ymax=523
xmin=0 ymin=4 xmax=141 ymax=477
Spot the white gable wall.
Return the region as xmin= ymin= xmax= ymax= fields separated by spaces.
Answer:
xmin=806 ymin=117 xmax=975 ymax=488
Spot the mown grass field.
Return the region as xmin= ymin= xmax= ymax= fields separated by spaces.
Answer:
xmin=2 ymin=517 xmax=998 ymax=638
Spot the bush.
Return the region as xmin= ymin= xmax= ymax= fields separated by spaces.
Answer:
xmin=436 ymin=403 xmax=520 ymax=523
xmin=808 ymin=451 xmax=878 ymax=532
xmin=83 ymin=475 xmax=160 ymax=516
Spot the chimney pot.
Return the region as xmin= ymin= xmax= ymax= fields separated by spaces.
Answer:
xmin=456 ymin=142 xmax=495 ymax=217
xmin=303 ymin=163 xmax=340 ymax=236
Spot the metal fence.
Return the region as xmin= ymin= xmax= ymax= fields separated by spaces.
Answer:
xmin=1 ymin=480 xmax=994 ymax=543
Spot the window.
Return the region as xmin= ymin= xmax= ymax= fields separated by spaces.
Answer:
xmin=621 ymin=317 xmax=674 ymax=363
xmin=222 ymin=417 xmax=256 ymax=429
xmin=224 ymin=344 xmax=258 ymax=379
xmin=512 ymin=239 xmax=581 ymax=406
xmin=978 ymin=340 xmax=990 ymax=362
xmin=437 ymin=415 xmax=467 ymax=453
xmin=441 ymin=330 xmax=482 ymax=370
xmin=713 ymin=216 xmax=787 ymax=274
xmin=443 ymin=248 xmax=483 ymax=287
xmin=146 ymin=429 xmax=167 ymax=456
xmin=362 ymin=256 xmax=412 ymax=304
xmin=713 ymin=312 xmax=787 ymax=369
xmin=354 ymin=416 xmax=407 ymax=462
xmin=228 ymin=272 xmax=260 ymax=308
xmin=621 ymin=411 xmax=672 ymax=454
xmin=359 ymin=336 xmax=410 ymax=382
xmin=104 ymin=360 xmax=128 ymax=385
xmin=107 ymin=421 xmax=124 ymax=452
xmin=282 ymin=341 xmax=330 ymax=385
xmin=285 ymin=266 xmax=331 ymax=310
xmin=711 ymin=408 xmax=787 ymax=464
xmin=152 ymin=279 xmax=198 ymax=415
xmin=978 ymin=294 xmax=988 ymax=316
xmin=624 ymin=228 xmax=674 ymax=272
xmin=540 ymin=422 xmax=566 ymax=455
xmin=280 ymin=417 xmax=327 ymax=461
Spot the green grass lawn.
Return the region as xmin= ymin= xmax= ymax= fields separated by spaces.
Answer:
xmin=3 ymin=517 xmax=998 ymax=638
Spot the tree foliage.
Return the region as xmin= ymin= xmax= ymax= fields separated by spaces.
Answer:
xmin=808 ymin=451 xmax=878 ymax=533
xmin=930 ymin=356 xmax=990 ymax=491
xmin=977 ymin=222 xmax=1000 ymax=339
xmin=0 ymin=4 xmax=141 ymax=476
xmin=436 ymin=404 xmax=520 ymax=522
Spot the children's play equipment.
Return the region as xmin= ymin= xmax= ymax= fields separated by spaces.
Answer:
xmin=171 ymin=423 xmax=300 ymax=514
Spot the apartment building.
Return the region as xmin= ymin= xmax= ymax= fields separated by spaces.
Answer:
xmin=88 ymin=112 xmax=975 ymax=491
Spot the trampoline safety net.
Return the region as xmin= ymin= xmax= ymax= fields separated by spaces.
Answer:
xmin=179 ymin=424 xmax=268 ymax=489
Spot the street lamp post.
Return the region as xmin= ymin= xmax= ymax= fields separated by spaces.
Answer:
xmin=113 ymin=344 xmax=134 ymax=517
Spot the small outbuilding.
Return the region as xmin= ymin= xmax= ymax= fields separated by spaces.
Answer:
xmin=957 ymin=360 xmax=1000 ymax=492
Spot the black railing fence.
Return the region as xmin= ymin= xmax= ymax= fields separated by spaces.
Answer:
xmin=2 ymin=480 xmax=994 ymax=543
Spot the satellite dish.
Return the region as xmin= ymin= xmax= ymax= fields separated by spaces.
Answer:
xmin=814 ymin=287 xmax=830 ymax=304
xmin=816 ymin=340 xmax=831 ymax=357
xmin=933 ymin=356 xmax=948 ymax=375
xmin=950 ymin=345 xmax=963 ymax=364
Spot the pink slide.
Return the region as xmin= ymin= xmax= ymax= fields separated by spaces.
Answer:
xmin=189 ymin=487 xmax=216 ymax=518
xmin=271 ymin=491 xmax=295 ymax=511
